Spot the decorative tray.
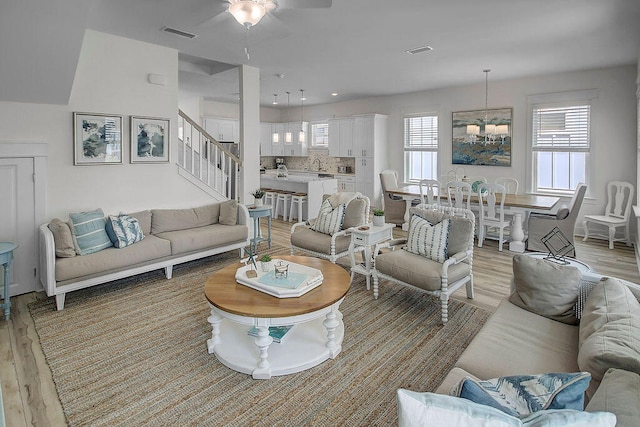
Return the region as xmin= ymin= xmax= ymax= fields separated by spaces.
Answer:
xmin=235 ymin=259 xmax=324 ymax=298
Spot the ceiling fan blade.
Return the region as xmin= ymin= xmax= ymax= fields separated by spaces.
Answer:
xmin=276 ymin=0 xmax=332 ymax=9
xmin=194 ymin=0 xmax=230 ymax=27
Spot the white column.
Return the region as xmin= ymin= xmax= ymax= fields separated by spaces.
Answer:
xmin=239 ymin=65 xmax=261 ymax=205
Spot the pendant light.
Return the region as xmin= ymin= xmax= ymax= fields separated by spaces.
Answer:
xmin=271 ymin=93 xmax=280 ymax=143
xmin=298 ymin=89 xmax=306 ymax=143
xmin=285 ymin=91 xmax=292 ymax=143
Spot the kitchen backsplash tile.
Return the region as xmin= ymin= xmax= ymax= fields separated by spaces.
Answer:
xmin=261 ymin=152 xmax=355 ymax=174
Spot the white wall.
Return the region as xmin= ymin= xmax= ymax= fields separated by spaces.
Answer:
xmin=0 ymin=30 xmax=215 ymax=220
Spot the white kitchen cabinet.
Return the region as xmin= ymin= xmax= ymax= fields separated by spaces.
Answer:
xmin=282 ymin=122 xmax=309 ymax=156
xmin=337 ymin=175 xmax=356 ymax=192
xmin=353 ymin=114 xmax=388 ymax=207
xmin=270 ymin=123 xmax=285 ymax=156
xmin=204 ymin=118 xmax=238 ymax=142
xmin=260 ymin=122 xmax=272 ymax=156
xmin=328 ymin=118 xmax=354 ymax=157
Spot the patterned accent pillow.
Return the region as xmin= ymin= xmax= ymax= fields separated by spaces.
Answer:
xmin=310 ymin=199 xmax=346 ymax=236
xmin=68 ymin=209 xmax=113 ymax=255
xmin=105 ymin=214 xmax=145 ymax=248
xmin=454 ymin=372 xmax=591 ymax=417
xmin=406 ymin=215 xmax=450 ymax=262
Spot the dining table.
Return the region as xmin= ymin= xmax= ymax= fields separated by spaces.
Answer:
xmin=386 ymin=185 xmax=560 ymax=252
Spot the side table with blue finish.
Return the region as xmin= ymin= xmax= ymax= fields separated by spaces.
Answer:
xmin=0 ymin=242 xmax=17 ymax=321
xmin=247 ymin=205 xmax=272 ymax=257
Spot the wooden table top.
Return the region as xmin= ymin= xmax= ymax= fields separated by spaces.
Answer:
xmin=204 ymin=255 xmax=351 ymax=318
xmin=388 ymin=185 xmax=560 ymax=210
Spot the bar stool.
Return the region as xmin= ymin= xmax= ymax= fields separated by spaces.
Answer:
xmin=289 ymin=193 xmax=308 ymax=223
xmin=263 ymin=189 xmax=277 ymax=212
xmin=274 ymin=191 xmax=293 ymax=221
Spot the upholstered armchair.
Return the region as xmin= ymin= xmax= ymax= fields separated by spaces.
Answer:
xmin=526 ymin=183 xmax=587 ymax=256
xmin=290 ymin=193 xmax=370 ymax=263
xmin=372 ymin=204 xmax=475 ymax=324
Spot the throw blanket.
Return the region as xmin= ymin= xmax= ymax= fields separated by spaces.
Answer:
xmin=327 ymin=192 xmax=362 ymax=209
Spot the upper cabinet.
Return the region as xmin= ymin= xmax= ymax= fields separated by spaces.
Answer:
xmin=260 ymin=122 xmax=272 ymax=156
xmin=280 ymin=122 xmax=309 ymax=157
xmin=328 ymin=118 xmax=354 ymax=157
xmin=204 ymin=117 xmax=238 ymax=142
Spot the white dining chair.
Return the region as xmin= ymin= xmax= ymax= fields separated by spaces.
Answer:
xmin=446 ymin=181 xmax=472 ymax=211
xmin=418 ymin=179 xmax=441 ymax=205
xmin=477 ymin=183 xmax=510 ymax=251
xmin=495 ymin=177 xmax=519 ymax=195
xmin=583 ymin=181 xmax=634 ymax=249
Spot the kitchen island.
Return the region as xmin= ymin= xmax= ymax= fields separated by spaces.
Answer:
xmin=261 ymin=174 xmax=338 ymax=221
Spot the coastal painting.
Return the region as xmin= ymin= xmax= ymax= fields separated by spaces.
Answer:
xmin=73 ymin=112 xmax=123 ymax=165
xmin=452 ymin=108 xmax=512 ymax=166
xmin=130 ymin=116 xmax=170 ymax=163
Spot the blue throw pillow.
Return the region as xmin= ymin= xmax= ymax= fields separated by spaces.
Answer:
xmin=310 ymin=199 xmax=346 ymax=236
xmin=455 ymin=372 xmax=591 ymax=417
xmin=105 ymin=214 xmax=144 ymax=248
xmin=69 ymin=208 xmax=113 ymax=255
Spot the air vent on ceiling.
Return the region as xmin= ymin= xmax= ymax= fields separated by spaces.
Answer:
xmin=162 ymin=26 xmax=197 ymax=39
xmin=406 ymin=45 xmax=433 ymax=55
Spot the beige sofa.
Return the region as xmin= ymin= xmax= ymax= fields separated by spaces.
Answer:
xmin=39 ymin=201 xmax=249 ymax=310
xmin=433 ymin=256 xmax=640 ymax=425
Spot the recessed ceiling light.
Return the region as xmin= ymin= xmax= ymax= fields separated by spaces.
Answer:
xmin=274 ymin=73 xmax=285 ymax=79
xmin=406 ymin=45 xmax=433 ymax=55
xmin=331 ymin=92 xmax=338 ymax=96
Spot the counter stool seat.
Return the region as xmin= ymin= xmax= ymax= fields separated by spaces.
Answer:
xmin=263 ymin=189 xmax=277 ymax=210
xmin=289 ymin=193 xmax=308 ymax=222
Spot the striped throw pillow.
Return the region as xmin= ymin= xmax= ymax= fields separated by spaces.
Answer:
xmin=69 ymin=208 xmax=113 ymax=255
xmin=406 ymin=215 xmax=450 ymax=262
xmin=105 ymin=214 xmax=145 ymax=248
xmin=311 ymin=199 xmax=346 ymax=236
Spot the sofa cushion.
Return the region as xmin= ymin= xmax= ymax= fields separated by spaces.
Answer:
xmin=291 ymin=227 xmax=352 ymax=255
xmin=155 ymin=224 xmax=247 ymax=255
xmin=310 ymin=199 xmax=345 ymax=235
xmin=342 ymin=198 xmax=368 ymax=229
xmin=397 ymin=390 xmax=616 ymax=427
xmin=454 ymin=372 xmax=591 ymax=417
xmin=509 ymin=254 xmax=582 ymax=325
xmin=105 ymin=214 xmax=144 ymax=248
xmin=218 ymin=199 xmax=238 ymax=226
xmin=48 ymin=218 xmax=76 ymax=258
xmin=375 ymin=249 xmax=470 ymax=292
xmin=586 ymin=368 xmax=640 ymax=427
xmin=55 ymin=235 xmax=171 ymax=282
xmin=127 ymin=210 xmax=152 ymax=236
xmin=410 ymin=206 xmax=473 ymax=255
xmin=456 ymin=299 xmax=580 ymax=380
xmin=406 ymin=215 xmax=450 ymax=262
xmin=151 ymin=203 xmax=220 ymax=234
xmin=578 ymin=278 xmax=640 ymax=398
xmin=68 ymin=209 xmax=113 ymax=255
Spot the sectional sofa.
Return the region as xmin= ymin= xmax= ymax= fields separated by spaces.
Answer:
xmin=39 ymin=200 xmax=249 ymax=310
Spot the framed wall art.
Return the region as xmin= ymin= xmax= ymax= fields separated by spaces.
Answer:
xmin=452 ymin=108 xmax=512 ymax=166
xmin=130 ymin=116 xmax=170 ymax=163
xmin=73 ymin=112 xmax=123 ymax=165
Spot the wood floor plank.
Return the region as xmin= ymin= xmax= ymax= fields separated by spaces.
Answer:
xmin=2 ymin=216 xmax=638 ymax=425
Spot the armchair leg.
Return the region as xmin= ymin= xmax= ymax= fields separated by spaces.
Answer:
xmin=440 ymin=294 xmax=449 ymax=325
xmin=465 ymin=276 xmax=474 ymax=299
xmin=372 ymin=272 xmax=380 ymax=300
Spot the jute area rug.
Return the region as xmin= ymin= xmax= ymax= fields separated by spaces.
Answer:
xmin=30 ymin=245 xmax=490 ymax=426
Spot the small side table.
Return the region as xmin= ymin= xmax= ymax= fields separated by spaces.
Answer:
xmin=0 ymin=242 xmax=17 ymax=321
xmin=348 ymin=223 xmax=395 ymax=290
xmin=247 ymin=205 xmax=272 ymax=257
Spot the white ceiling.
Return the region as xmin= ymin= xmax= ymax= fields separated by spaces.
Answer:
xmin=3 ymin=0 xmax=640 ymax=106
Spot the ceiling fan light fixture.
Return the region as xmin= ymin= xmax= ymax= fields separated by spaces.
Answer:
xmin=229 ymin=1 xmax=267 ymax=28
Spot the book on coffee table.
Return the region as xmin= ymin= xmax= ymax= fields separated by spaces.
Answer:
xmin=247 ymin=325 xmax=294 ymax=343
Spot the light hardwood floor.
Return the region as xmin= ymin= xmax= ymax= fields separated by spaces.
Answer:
xmin=2 ymin=218 xmax=639 ymax=426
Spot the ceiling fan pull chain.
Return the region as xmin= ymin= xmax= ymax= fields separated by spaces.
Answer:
xmin=244 ymin=27 xmax=251 ymax=60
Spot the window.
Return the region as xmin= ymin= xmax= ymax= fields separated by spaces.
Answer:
xmin=311 ymin=122 xmax=328 ymax=147
xmin=530 ymin=97 xmax=592 ymax=194
xmin=404 ymin=114 xmax=438 ymax=182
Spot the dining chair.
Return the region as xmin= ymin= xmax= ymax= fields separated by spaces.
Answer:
xmin=583 ymin=181 xmax=634 ymax=249
xmin=418 ymin=179 xmax=441 ymax=205
xmin=379 ymin=169 xmax=407 ymax=226
xmin=446 ymin=181 xmax=472 ymax=210
xmin=495 ymin=177 xmax=519 ymax=195
xmin=477 ymin=183 xmax=510 ymax=251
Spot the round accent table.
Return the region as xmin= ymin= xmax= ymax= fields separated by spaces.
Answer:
xmin=525 ymin=252 xmax=593 ymax=273
xmin=204 ymin=255 xmax=350 ymax=379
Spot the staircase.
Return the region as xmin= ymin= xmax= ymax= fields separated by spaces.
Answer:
xmin=177 ymin=109 xmax=241 ymax=200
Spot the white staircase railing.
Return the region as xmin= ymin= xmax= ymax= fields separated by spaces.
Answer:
xmin=177 ymin=109 xmax=241 ymax=200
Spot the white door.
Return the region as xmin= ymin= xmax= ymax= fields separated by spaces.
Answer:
xmin=0 ymin=158 xmax=36 ymax=296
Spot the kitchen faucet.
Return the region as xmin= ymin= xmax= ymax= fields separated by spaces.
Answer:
xmin=312 ymin=158 xmax=322 ymax=171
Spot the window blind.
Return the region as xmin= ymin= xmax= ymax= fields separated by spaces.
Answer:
xmin=404 ymin=115 xmax=438 ymax=148
xmin=532 ymin=104 xmax=590 ymax=151
xmin=311 ymin=123 xmax=328 ymax=147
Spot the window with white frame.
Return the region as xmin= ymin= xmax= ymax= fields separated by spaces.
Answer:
xmin=310 ymin=122 xmax=328 ymax=147
xmin=404 ymin=114 xmax=438 ymax=183
xmin=530 ymin=93 xmax=593 ymax=194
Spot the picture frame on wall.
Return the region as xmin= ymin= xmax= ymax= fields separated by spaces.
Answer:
xmin=130 ymin=116 xmax=170 ymax=163
xmin=73 ymin=112 xmax=123 ymax=165
xmin=452 ymin=107 xmax=512 ymax=166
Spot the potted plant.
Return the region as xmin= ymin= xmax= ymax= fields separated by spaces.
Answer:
xmin=259 ymin=254 xmax=273 ymax=272
xmin=250 ymin=189 xmax=265 ymax=206
xmin=372 ymin=208 xmax=385 ymax=226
